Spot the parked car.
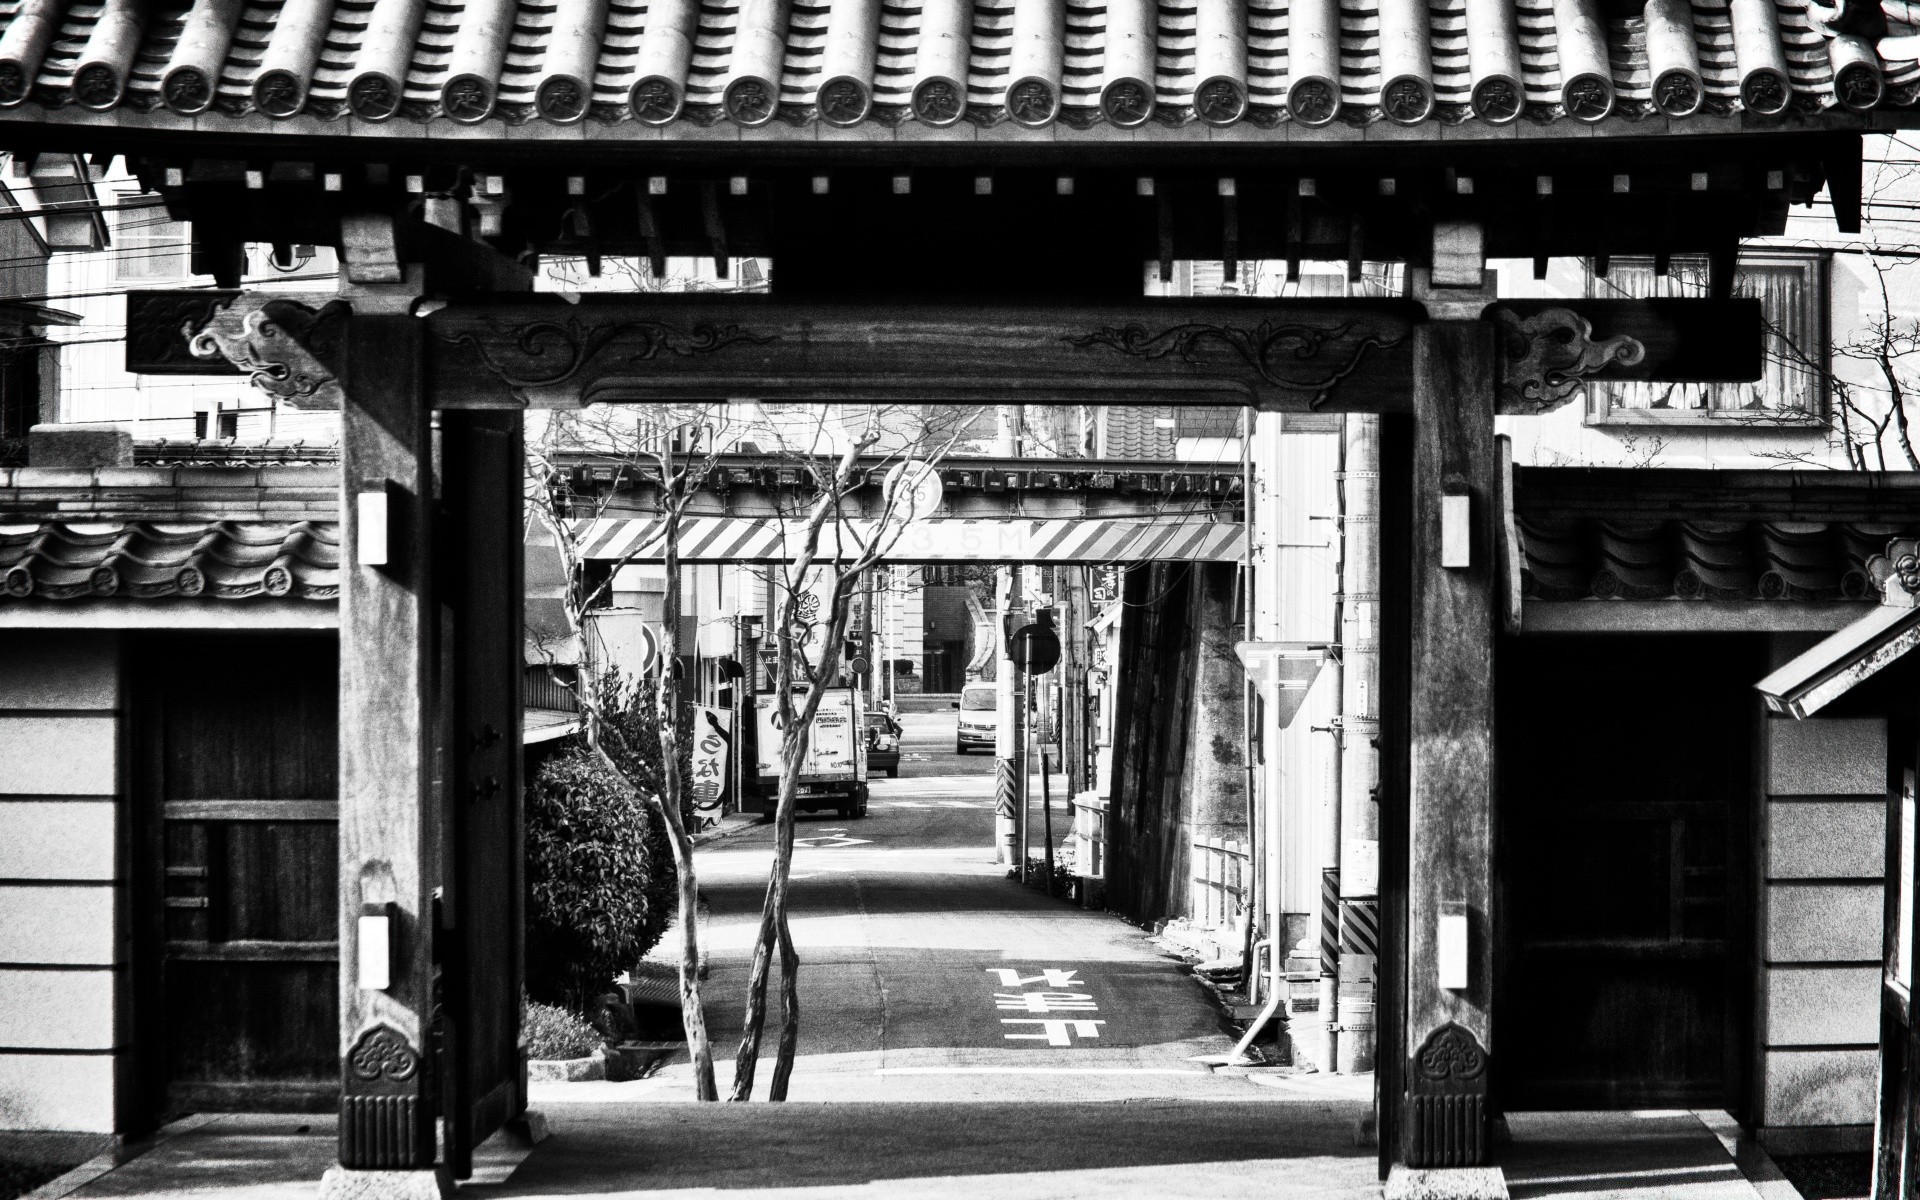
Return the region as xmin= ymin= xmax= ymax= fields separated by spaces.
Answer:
xmin=865 ymin=712 xmax=902 ymax=777
xmin=955 ymin=682 xmax=997 ymax=754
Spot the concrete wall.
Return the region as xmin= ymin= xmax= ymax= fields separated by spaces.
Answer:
xmin=1759 ymin=710 xmax=1887 ymax=1153
xmin=0 ymin=631 xmax=124 ymax=1134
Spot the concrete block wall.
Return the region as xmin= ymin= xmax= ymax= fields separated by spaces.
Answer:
xmin=0 ymin=632 xmax=125 ymax=1134
xmin=1759 ymin=714 xmax=1887 ymax=1153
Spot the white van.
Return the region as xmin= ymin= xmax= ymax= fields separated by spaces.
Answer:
xmin=954 ymin=682 xmax=997 ymax=754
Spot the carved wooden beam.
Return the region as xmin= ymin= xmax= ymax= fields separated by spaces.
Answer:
xmin=129 ymin=291 xmax=1762 ymax=416
xmin=422 ymin=296 xmax=1424 ymax=411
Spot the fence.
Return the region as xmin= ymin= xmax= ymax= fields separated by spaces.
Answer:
xmin=1190 ymin=836 xmax=1251 ymax=933
xmin=1068 ymin=792 xmax=1106 ymax=879
xmin=524 ymin=665 xmax=581 ymax=713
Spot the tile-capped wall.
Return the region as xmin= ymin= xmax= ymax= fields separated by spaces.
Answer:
xmin=0 ymin=631 xmax=122 ymax=1134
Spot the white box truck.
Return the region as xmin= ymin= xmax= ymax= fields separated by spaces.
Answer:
xmin=749 ymin=686 xmax=869 ymax=819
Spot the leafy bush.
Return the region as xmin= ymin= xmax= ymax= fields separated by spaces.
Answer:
xmin=525 ymin=741 xmax=675 ymax=1009
xmin=596 ymin=668 xmax=688 ymax=933
xmin=523 ymin=1001 xmax=602 ymax=1060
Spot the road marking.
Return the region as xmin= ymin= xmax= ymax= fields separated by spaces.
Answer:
xmin=794 ymin=830 xmax=873 ymax=848
xmin=995 ymin=992 xmax=1098 ymax=1013
xmin=875 ymin=1067 xmax=1205 ymax=1076
xmin=989 ymin=968 xmax=1080 ymax=988
xmin=876 ymin=799 xmax=988 ymax=809
xmin=1000 ymin=1018 xmax=1106 ymax=1045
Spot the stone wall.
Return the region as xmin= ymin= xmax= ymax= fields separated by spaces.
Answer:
xmin=0 ymin=631 xmax=124 ymax=1133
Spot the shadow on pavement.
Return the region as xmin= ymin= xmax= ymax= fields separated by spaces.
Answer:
xmin=475 ymin=1100 xmax=1375 ymax=1196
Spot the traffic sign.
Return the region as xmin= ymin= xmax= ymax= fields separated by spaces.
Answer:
xmin=1011 ymin=624 xmax=1061 ymax=675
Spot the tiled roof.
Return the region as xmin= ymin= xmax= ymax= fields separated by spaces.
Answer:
xmin=0 ymin=0 xmax=1907 ymax=139
xmin=1515 ymin=467 xmax=1920 ymax=603
xmin=1519 ymin=516 xmax=1909 ymax=601
xmin=0 ymin=518 xmax=339 ymax=600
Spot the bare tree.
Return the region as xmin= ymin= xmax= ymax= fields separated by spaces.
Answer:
xmin=729 ymin=403 xmax=978 ymax=1101
xmin=527 ymin=402 xmax=730 ymax=1101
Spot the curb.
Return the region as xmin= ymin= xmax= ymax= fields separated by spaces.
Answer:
xmin=691 ymin=814 xmax=761 ymax=848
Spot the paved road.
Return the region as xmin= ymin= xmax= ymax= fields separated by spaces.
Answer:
xmin=893 ymin=709 xmax=994 ymax=779
xmin=537 ymin=716 xmax=1359 ymax=1104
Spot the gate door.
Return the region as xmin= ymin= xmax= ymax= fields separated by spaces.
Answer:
xmin=133 ymin=634 xmax=340 ymax=1118
xmin=438 ymin=410 xmax=527 ymax=1175
xmin=1498 ymin=634 xmax=1757 ymax=1111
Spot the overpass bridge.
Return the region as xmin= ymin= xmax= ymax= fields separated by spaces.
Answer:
xmin=557 ymin=452 xmax=1246 ymax=564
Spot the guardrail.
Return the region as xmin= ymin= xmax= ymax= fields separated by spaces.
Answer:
xmin=1190 ymin=836 xmax=1250 ymax=933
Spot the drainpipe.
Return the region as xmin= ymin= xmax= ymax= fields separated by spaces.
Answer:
xmin=1315 ymin=424 xmax=1348 ymax=1073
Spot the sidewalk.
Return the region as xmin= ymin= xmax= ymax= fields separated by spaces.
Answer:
xmin=35 ymin=1107 xmax=1810 ymax=1200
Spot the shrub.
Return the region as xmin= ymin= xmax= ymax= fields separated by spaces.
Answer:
xmin=525 ymin=742 xmax=675 ymax=1009
xmin=596 ymin=669 xmax=687 ymax=935
xmin=523 ymin=1001 xmax=601 ymax=1060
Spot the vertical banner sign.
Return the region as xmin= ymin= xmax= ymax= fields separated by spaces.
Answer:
xmin=691 ymin=707 xmax=731 ymax=822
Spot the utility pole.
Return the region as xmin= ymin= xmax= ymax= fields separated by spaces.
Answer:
xmin=1337 ymin=413 xmax=1382 ymax=1074
xmin=995 ymin=565 xmax=1022 ymax=866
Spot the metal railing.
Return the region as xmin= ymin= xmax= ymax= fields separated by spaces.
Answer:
xmin=1190 ymin=836 xmax=1250 ymax=933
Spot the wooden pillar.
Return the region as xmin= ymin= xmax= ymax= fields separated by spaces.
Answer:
xmin=1402 ymin=320 xmax=1498 ymax=1169
xmin=324 ymin=313 xmax=446 ymax=1196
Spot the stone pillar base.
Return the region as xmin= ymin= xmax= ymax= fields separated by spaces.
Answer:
xmin=1384 ymin=1166 xmax=1508 ymax=1200
xmin=318 ymin=1167 xmax=451 ymax=1200
xmin=503 ymin=1110 xmax=550 ymax=1146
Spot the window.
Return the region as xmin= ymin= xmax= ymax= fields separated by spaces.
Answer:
xmin=115 ymin=201 xmax=190 ymax=282
xmin=1583 ymin=251 xmax=1827 ymax=425
xmin=1895 ymin=769 xmax=1915 ymax=996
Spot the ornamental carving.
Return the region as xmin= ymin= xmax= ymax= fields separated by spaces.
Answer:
xmin=349 ymin=73 xmax=400 ymax=120
xmin=1383 ymin=77 xmax=1432 ymax=124
xmin=1008 ymin=78 xmax=1056 ymax=126
xmin=1835 ymin=62 xmax=1883 ymax=110
xmin=1742 ymin=68 xmax=1789 ymax=115
xmin=726 ymin=77 xmax=776 ymax=125
xmin=1288 ymin=78 xmax=1336 ymax=124
xmin=913 ymin=77 xmax=963 ymax=125
xmin=443 ymin=74 xmax=494 ymax=122
xmin=1102 ymin=79 xmax=1152 ymax=127
xmin=1563 ymin=74 xmax=1611 ymax=121
xmin=1067 ymin=318 xmax=1406 ymax=405
xmin=440 ymin=317 xmax=779 ymax=391
xmin=163 ymin=67 xmax=212 ymax=114
xmin=1470 ymin=76 xmax=1521 ymax=122
xmin=819 ymin=77 xmax=870 ymax=126
xmin=126 ymin=290 xmax=244 ymax=374
xmin=631 ymin=77 xmax=682 ymax=125
xmin=1415 ymin=1023 xmax=1488 ymax=1084
xmin=347 ymin=1024 xmax=420 ymax=1084
xmin=1867 ymin=538 xmax=1920 ymax=606
xmin=1490 ymin=305 xmax=1646 ymax=415
xmin=1653 ymin=69 xmax=1701 ymax=116
xmin=73 ymin=63 xmax=120 ymax=109
xmin=253 ymin=69 xmax=303 ymax=117
xmin=538 ymin=74 xmax=588 ymax=122
xmin=1194 ymin=77 xmax=1246 ymax=125
xmin=187 ymin=294 xmax=348 ymax=411
xmin=0 ymin=61 xmax=26 ymax=106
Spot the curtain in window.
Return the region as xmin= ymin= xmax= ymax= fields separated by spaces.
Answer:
xmin=1586 ymin=255 xmax=1820 ymax=417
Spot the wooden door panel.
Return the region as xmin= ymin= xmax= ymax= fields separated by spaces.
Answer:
xmin=1507 ymin=960 xmax=1728 ymax=1109
xmin=135 ymin=635 xmax=342 ymax=1122
xmin=1497 ymin=635 xmax=1756 ymax=1113
xmin=162 ymin=961 xmax=336 ymax=1110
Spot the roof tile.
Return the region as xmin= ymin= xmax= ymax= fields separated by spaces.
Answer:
xmin=0 ymin=0 xmax=1898 ymax=136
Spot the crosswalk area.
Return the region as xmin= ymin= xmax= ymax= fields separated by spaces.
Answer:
xmin=872 ymin=799 xmax=991 ymax=809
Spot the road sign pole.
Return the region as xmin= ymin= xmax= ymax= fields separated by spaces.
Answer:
xmin=1020 ymin=637 xmax=1033 ymax=884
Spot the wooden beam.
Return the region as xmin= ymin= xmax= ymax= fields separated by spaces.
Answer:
xmin=1402 ymin=320 xmax=1496 ymax=1170
xmin=426 ymin=295 xmax=1423 ymax=411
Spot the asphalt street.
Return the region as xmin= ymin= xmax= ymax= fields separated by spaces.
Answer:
xmin=538 ymin=710 xmax=1367 ymax=1106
